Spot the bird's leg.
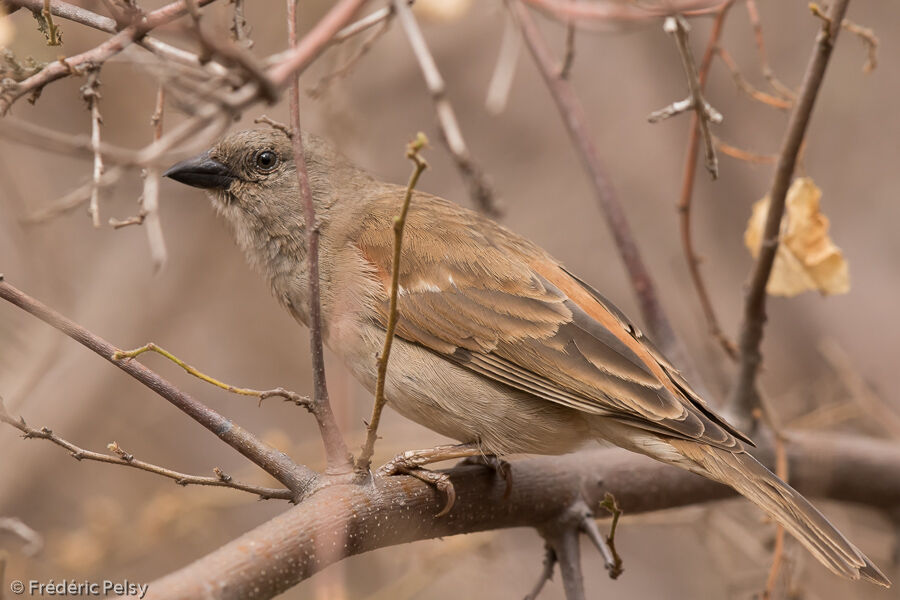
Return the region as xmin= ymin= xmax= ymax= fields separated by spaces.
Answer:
xmin=458 ymin=453 xmax=513 ymax=498
xmin=376 ymin=443 xmax=483 ymax=516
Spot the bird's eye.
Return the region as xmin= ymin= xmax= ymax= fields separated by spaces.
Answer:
xmin=254 ymin=150 xmax=278 ymax=172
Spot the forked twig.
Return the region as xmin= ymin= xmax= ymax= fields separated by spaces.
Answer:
xmin=111 ymin=343 xmax=310 ymax=407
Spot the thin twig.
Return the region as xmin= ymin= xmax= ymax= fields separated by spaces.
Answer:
xmin=0 ymin=516 xmax=43 ymax=556
xmin=0 ymin=398 xmax=292 ymax=500
xmin=597 ymin=492 xmax=624 ymax=578
xmin=727 ymin=0 xmax=853 ymax=432
xmin=229 ymin=0 xmax=252 ymax=47
xmin=253 ymin=115 xmax=292 ymax=138
xmin=649 ymin=15 xmax=722 ymax=179
xmin=521 ymin=0 xmax=726 ymax=25
xmin=0 ymin=278 xmax=319 ymax=497
xmin=40 ymin=0 xmax=62 ymax=45
xmin=485 ymin=13 xmax=521 ymax=115
xmin=715 ymin=137 xmax=778 ymax=165
xmin=81 ymin=66 xmax=104 ymax=228
xmin=510 ymin=0 xmax=683 ymax=363
xmin=0 ymin=0 xmax=219 ymax=115
xmin=818 ymin=339 xmax=900 ymax=439
xmin=287 ymin=0 xmax=354 ymax=475
xmin=676 ymin=1 xmax=737 ymax=361
xmin=558 ymin=0 xmax=576 ymax=79
xmin=355 ymin=133 xmax=428 ymax=473
xmin=392 ymin=0 xmax=499 ymax=217
xmin=307 ymin=13 xmax=392 ymax=99
xmin=22 ymin=167 xmax=124 ymax=224
xmin=111 ymin=343 xmax=310 ymax=407
xmin=744 ymin=0 xmax=796 ymax=101
xmin=715 ymin=46 xmax=792 ymax=110
xmin=142 ymin=85 xmax=168 ymax=270
xmin=524 ymin=545 xmax=557 ymax=600
xmin=841 ymin=19 xmax=878 ymax=73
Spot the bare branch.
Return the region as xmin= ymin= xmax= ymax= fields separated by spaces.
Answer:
xmin=81 ymin=66 xmax=103 ymax=227
xmin=524 ymin=545 xmax=557 ymax=600
xmin=392 ymin=0 xmax=500 ymax=216
xmin=727 ymin=0 xmax=853 ymax=432
xmin=0 ymin=0 xmax=220 ymax=115
xmin=676 ymin=1 xmax=737 ymax=361
xmin=149 ymin=432 xmax=900 ymax=599
xmin=521 ymin=0 xmax=726 ymax=26
xmin=649 ymin=15 xmax=722 ymax=179
xmin=0 ymin=278 xmax=319 ymax=498
xmin=356 ymin=134 xmax=429 ymax=473
xmin=715 ymin=136 xmax=778 ymax=165
xmin=485 ymin=13 xmax=521 ymax=115
xmin=510 ymin=0 xmax=685 ymax=364
xmin=0 ymin=398 xmax=292 ymax=500
xmin=0 ymin=516 xmax=43 ymax=556
xmin=716 ymin=46 xmax=792 ymax=110
xmin=141 ymin=86 xmax=168 ymax=269
xmin=307 ymin=12 xmax=392 ymax=99
xmin=744 ymin=0 xmax=796 ymax=101
xmin=229 ymin=0 xmax=252 ymax=47
xmin=111 ymin=343 xmax=309 ymax=407
xmin=287 ymin=0 xmax=354 ymax=475
xmin=22 ymin=166 xmax=124 ymax=224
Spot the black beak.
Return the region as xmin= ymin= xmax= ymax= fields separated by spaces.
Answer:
xmin=163 ymin=152 xmax=235 ymax=190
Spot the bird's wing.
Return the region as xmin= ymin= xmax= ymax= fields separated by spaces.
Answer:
xmin=355 ymin=192 xmax=750 ymax=450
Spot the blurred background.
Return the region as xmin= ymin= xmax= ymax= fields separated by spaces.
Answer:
xmin=1 ymin=1 xmax=898 ymax=598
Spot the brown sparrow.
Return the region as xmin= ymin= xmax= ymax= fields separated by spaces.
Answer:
xmin=164 ymin=129 xmax=889 ymax=587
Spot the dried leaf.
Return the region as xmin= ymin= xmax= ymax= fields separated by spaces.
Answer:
xmin=744 ymin=177 xmax=849 ymax=297
xmin=414 ymin=0 xmax=474 ymax=22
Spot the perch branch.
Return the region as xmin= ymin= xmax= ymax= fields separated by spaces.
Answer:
xmin=149 ymin=432 xmax=900 ymax=599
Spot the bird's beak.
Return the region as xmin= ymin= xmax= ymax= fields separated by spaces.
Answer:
xmin=163 ymin=152 xmax=235 ymax=190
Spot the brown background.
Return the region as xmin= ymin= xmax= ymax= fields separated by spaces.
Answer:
xmin=1 ymin=1 xmax=898 ymax=598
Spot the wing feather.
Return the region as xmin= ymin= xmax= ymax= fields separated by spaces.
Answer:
xmin=355 ymin=191 xmax=748 ymax=450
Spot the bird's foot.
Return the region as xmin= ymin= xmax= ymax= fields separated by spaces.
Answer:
xmin=376 ymin=443 xmax=482 ymax=517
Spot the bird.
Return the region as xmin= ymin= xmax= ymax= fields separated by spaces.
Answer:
xmin=164 ymin=128 xmax=890 ymax=587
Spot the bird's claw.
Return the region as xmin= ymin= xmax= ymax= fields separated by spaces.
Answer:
xmin=377 ymin=452 xmax=457 ymax=516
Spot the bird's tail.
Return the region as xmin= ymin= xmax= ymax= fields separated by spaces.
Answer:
xmin=667 ymin=438 xmax=891 ymax=587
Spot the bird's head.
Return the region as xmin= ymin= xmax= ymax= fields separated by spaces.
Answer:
xmin=164 ymin=128 xmax=299 ymax=217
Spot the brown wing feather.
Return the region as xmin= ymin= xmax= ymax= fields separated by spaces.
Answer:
xmin=355 ymin=191 xmax=747 ymax=450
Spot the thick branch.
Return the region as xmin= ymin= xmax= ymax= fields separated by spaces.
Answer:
xmin=150 ymin=432 xmax=900 ymax=599
xmin=0 ymin=278 xmax=318 ymax=498
xmin=727 ymin=0 xmax=852 ymax=431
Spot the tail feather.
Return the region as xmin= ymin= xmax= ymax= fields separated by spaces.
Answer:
xmin=669 ymin=439 xmax=891 ymax=587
